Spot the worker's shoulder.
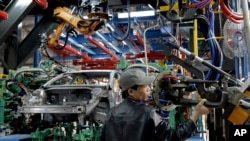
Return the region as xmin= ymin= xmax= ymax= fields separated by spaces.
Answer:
xmin=111 ymin=99 xmax=154 ymax=113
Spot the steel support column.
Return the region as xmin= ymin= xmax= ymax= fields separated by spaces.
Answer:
xmin=16 ymin=16 xmax=57 ymax=68
xmin=0 ymin=0 xmax=36 ymax=45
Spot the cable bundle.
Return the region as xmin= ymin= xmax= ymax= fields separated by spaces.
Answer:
xmin=189 ymin=0 xmax=213 ymax=9
xmin=219 ymin=0 xmax=243 ymax=24
xmin=203 ymin=6 xmax=223 ymax=80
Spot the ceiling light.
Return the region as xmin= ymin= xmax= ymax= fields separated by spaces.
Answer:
xmin=117 ymin=10 xmax=155 ymax=19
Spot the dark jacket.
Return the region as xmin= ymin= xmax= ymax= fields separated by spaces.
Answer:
xmin=100 ymin=99 xmax=196 ymax=141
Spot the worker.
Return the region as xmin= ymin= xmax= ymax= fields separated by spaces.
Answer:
xmin=100 ymin=68 xmax=211 ymax=141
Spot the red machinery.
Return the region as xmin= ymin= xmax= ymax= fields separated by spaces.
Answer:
xmin=0 ymin=10 xmax=7 ymax=20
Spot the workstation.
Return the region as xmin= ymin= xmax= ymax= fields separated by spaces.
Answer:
xmin=0 ymin=0 xmax=249 ymax=140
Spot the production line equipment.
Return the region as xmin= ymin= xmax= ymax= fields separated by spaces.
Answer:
xmin=151 ymin=39 xmax=250 ymax=137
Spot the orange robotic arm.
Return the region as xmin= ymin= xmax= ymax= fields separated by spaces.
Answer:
xmin=48 ymin=6 xmax=108 ymax=47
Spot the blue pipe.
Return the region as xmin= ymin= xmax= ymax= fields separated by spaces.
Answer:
xmin=95 ymin=31 xmax=122 ymax=53
xmin=234 ymin=57 xmax=239 ymax=79
xmin=33 ymin=15 xmax=43 ymax=67
xmin=106 ymin=22 xmax=140 ymax=54
xmin=60 ymin=34 xmax=96 ymax=55
xmin=243 ymin=51 xmax=248 ymax=81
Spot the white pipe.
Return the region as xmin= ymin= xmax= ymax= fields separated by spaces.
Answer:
xmin=143 ymin=24 xmax=159 ymax=76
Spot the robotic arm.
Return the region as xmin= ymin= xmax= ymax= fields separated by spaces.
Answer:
xmin=151 ymin=70 xmax=227 ymax=111
xmin=48 ymin=6 xmax=108 ymax=47
xmin=151 ymin=40 xmax=250 ymax=125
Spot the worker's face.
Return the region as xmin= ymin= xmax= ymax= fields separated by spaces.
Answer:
xmin=128 ymin=85 xmax=151 ymax=101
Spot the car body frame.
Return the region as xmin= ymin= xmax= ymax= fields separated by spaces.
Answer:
xmin=18 ymin=69 xmax=122 ymax=125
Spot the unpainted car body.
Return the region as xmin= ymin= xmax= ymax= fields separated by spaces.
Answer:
xmin=18 ymin=69 xmax=122 ymax=125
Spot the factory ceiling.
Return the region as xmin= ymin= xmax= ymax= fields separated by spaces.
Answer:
xmin=0 ymin=0 xmax=176 ymax=71
xmin=0 ymin=0 xmax=232 ymax=72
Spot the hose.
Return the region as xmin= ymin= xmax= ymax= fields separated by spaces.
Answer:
xmin=109 ymin=0 xmax=131 ymax=41
xmin=166 ymin=7 xmax=223 ymax=81
xmin=220 ymin=0 xmax=243 ymax=23
xmin=204 ymin=7 xmax=223 ymax=80
xmin=189 ymin=0 xmax=213 ymax=9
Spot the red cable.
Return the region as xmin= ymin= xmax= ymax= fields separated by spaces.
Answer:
xmin=189 ymin=1 xmax=204 ymax=8
xmin=199 ymin=0 xmax=212 ymax=9
xmin=189 ymin=0 xmax=212 ymax=8
xmin=220 ymin=0 xmax=243 ymax=23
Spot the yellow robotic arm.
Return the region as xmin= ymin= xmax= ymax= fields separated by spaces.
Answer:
xmin=48 ymin=6 xmax=108 ymax=47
